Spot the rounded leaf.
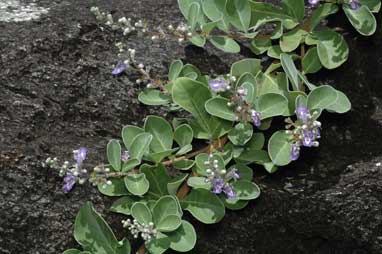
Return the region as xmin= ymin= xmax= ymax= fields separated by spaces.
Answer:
xmin=124 ymin=173 xmax=149 ymax=196
xmin=268 ymin=130 xmax=292 ymax=166
xmin=167 ymin=220 xmax=197 ymax=252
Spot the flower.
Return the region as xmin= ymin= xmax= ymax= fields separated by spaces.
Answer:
xmin=121 ymin=150 xmax=130 ymax=162
xmin=212 ymin=177 xmax=224 ymax=194
xmin=226 ymin=168 xmax=240 ymax=181
xmin=308 ymin=0 xmax=320 ymax=6
xmin=296 ymin=106 xmax=310 ymax=123
xmin=251 ymin=110 xmax=261 ymax=127
xmin=63 ymin=174 xmax=77 ymax=193
xmin=302 ymin=129 xmax=315 ymax=147
xmin=112 ymin=61 xmax=127 ymax=75
xmin=223 ymin=184 xmax=236 ymax=200
xmin=209 ymin=78 xmax=228 ymax=91
xmin=74 ymin=147 xmax=87 ymax=166
xmin=290 ymin=144 xmax=300 ymax=161
xmin=349 ymin=0 xmax=360 ymax=10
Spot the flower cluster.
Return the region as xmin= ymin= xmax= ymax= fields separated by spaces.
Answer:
xmin=204 ymin=155 xmax=240 ymax=199
xmin=44 ymin=148 xmax=89 ymax=193
xmin=286 ymin=106 xmax=322 ymax=161
xmin=122 ymin=219 xmax=157 ymax=243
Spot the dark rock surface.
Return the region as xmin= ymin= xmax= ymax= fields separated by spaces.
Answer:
xmin=0 ymin=0 xmax=382 ymax=254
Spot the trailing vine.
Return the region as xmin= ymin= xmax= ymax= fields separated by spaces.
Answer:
xmin=44 ymin=0 xmax=380 ymax=253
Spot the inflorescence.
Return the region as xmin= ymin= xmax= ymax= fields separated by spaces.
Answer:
xmin=286 ymin=106 xmax=322 ymax=161
xmin=122 ymin=219 xmax=157 ymax=243
xmin=204 ymin=154 xmax=240 ymax=199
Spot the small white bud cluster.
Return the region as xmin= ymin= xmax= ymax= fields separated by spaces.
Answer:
xmin=166 ymin=23 xmax=192 ymax=43
xmin=90 ymin=6 xmax=148 ymax=36
xmin=204 ymin=155 xmax=227 ymax=183
xmin=89 ymin=165 xmax=112 ymax=187
xmin=122 ymin=219 xmax=157 ymax=243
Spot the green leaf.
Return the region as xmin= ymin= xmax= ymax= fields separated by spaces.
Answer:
xmin=122 ymin=158 xmax=140 ymax=172
xmin=249 ymin=2 xmax=297 ymax=29
xmin=326 ymin=90 xmax=351 ymax=113
xmin=226 ymin=0 xmax=251 ymax=31
xmin=167 ymin=220 xmax=197 ymax=252
xmin=236 ymin=72 xmax=256 ymax=89
xmin=202 ymin=1 xmax=230 ymax=32
xmin=146 ymin=148 xmax=178 ymax=163
xmin=180 ymin=189 xmax=225 ymax=224
xmin=174 ymin=124 xmax=193 ymax=147
xmin=110 ymin=196 xmax=138 ymax=215
xmin=173 ymin=78 xmax=231 ymax=139
xmin=343 ymin=5 xmax=376 ymax=36
xmin=302 ymin=47 xmax=322 ymax=74
xmin=131 ymin=202 xmax=152 ymax=225
xmin=122 ymin=125 xmax=144 ymax=150
xmin=74 ymin=202 xmax=119 ymax=254
xmin=235 ymin=149 xmax=270 ymax=165
xmin=241 ymin=82 xmax=256 ymax=103
xmin=230 ymin=58 xmax=262 ymax=78
xmin=360 ymin=0 xmax=381 ymax=12
xmin=169 ymin=60 xmax=184 ymax=81
xmin=107 ymin=140 xmax=121 ymax=172
xmin=220 ymin=197 xmax=249 ymax=210
xmin=280 ymin=53 xmax=300 ymax=91
xmin=250 ymin=37 xmax=271 ymax=55
xmin=257 ymin=93 xmax=288 ymax=119
xmin=178 ymin=0 xmax=205 ymax=27
xmin=205 ymin=97 xmax=236 ymax=121
xmin=144 ymin=116 xmax=173 ymax=153
xmin=63 ymin=250 xmax=81 ymax=254
xmin=141 ymin=164 xmax=170 ymax=199
xmin=279 ymin=28 xmax=307 ymax=52
xmin=146 ymin=232 xmax=170 ymax=254
xmin=156 ymin=215 xmax=182 ymax=232
xmin=315 ymin=30 xmax=349 ymax=69
xmin=173 ymin=159 xmax=195 ymax=170
xmin=98 ymin=178 xmax=129 ymax=197
xmin=228 ymin=122 xmax=253 ymax=146
xmin=187 ymin=177 xmax=212 ymax=190
xmin=231 ymin=180 xmax=261 ymax=200
xmin=129 ymin=133 xmax=153 ymax=161
xmin=209 ymin=36 xmax=240 ymax=53
xmin=282 ymin=0 xmax=304 ymax=20
xmin=167 ymin=174 xmax=188 ymax=195
xmin=310 ymin=3 xmax=339 ymax=31
xmin=307 ymin=85 xmax=337 ymax=110
xmin=188 ymin=2 xmax=200 ymax=30
xmin=176 ymin=144 xmax=193 ymax=156
xmin=124 ymin=173 xmax=150 ymax=196
xmin=245 ymin=132 xmax=265 ymax=150
xmin=189 ymin=34 xmax=206 ymax=47
xmin=138 ymin=89 xmax=170 ymax=106
xmin=267 ymin=45 xmax=283 ymax=59
xmin=153 ymin=195 xmax=182 ymax=225
xmin=115 ymin=239 xmax=131 ymax=254
xmin=268 ymin=130 xmax=292 ymax=166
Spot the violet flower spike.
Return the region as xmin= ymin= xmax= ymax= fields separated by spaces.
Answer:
xmin=121 ymin=150 xmax=130 ymax=162
xmin=212 ymin=177 xmax=224 ymax=194
xmin=63 ymin=174 xmax=77 ymax=193
xmin=349 ymin=0 xmax=360 ymax=10
xmin=251 ymin=110 xmax=261 ymax=127
xmin=112 ymin=61 xmax=127 ymax=75
xmin=74 ymin=147 xmax=87 ymax=166
xmin=302 ymin=129 xmax=314 ymax=147
xmin=296 ymin=106 xmax=310 ymax=123
xmin=290 ymin=144 xmax=300 ymax=161
xmin=209 ymin=78 xmax=228 ymax=92
xmin=223 ymin=184 xmax=236 ymax=200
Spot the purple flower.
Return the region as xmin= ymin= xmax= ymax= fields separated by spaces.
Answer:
xmin=251 ymin=110 xmax=261 ymax=127
xmin=63 ymin=174 xmax=77 ymax=193
xmin=112 ymin=61 xmax=127 ymax=75
xmin=349 ymin=0 xmax=360 ymax=10
xmin=290 ymin=144 xmax=300 ymax=161
xmin=212 ymin=177 xmax=224 ymax=194
xmin=223 ymin=184 xmax=236 ymax=200
xmin=209 ymin=78 xmax=228 ymax=91
xmin=308 ymin=0 xmax=320 ymax=6
xmin=74 ymin=147 xmax=87 ymax=166
xmin=121 ymin=150 xmax=130 ymax=162
xmin=302 ymin=129 xmax=314 ymax=147
xmin=296 ymin=106 xmax=310 ymax=123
